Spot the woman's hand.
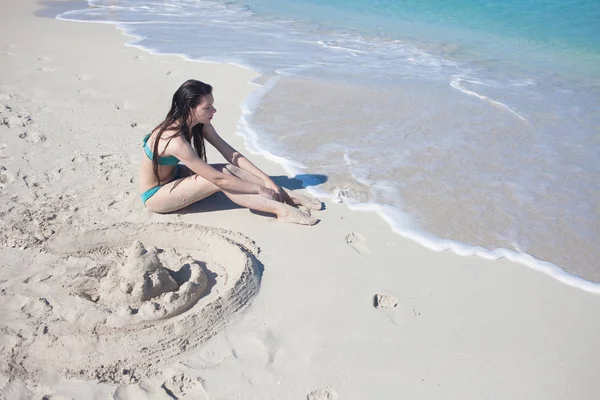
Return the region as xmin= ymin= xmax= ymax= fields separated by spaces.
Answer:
xmin=258 ymin=185 xmax=279 ymax=201
xmin=264 ymin=180 xmax=294 ymax=204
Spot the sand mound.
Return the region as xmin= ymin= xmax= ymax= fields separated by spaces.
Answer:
xmin=0 ymin=222 xmax=262 ymax=384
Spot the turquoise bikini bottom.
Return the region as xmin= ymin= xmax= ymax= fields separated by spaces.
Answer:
xmin=141 ymin=165 xmax=179 ymax=206
xmin=141 ymin=186 xmax=162 ymax=205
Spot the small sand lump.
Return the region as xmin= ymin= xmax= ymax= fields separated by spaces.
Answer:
xmin=307 ymin=388 xmax=338 ymax=400
xmin=373 ymin=293 xmax=398 ymax=309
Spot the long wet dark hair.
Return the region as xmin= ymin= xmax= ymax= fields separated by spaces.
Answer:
xmin=151 ymin=79 xmax=213 ymax=184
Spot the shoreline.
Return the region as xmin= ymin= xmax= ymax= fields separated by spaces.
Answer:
xmin=1 ymin=1 xmax=600 ymax=399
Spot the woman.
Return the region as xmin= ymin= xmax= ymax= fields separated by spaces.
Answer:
xmin=139 ymin=79 xmax=321 ymax=225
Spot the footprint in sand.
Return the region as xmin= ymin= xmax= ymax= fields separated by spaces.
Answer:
xmin=373 ymin=293 xmax=398 ymax=309
xmin=74 ymin=73 xmax=91 ymax=81
xmin=160 ymin=371 xmax=210 ymax=399
xmin=77 ymin=88 xmax=105 ymax=98
xmin=71 ymin=154 xmax=92 ymax=165
xmin=99 ymin=156 xmax=128 ymax=183
xmin=228 ymin=328 xmax=279 ymax=367
xmin=345 ymin=232 xmax=371 ymax=254
xmin=114 ymin=101 xmax=129 ymax=110
xmin=21 ymin=174 xmax=39 ymax=189
xmin=18 ymin=131 xmax=46 ymax=144
xmin=111 ymin=370 xmax=209 ymax=399
xmin=2 ymin=113 xmax=33 ymax=128
xmin=307 ymin=388 xmax=338 ymax=400
xmin=0 ymin=165 xmax=14 ymax=187
xmin=2 ymin=45 xmax=17 ymax=57
xmin=0 ymin=222 xmax=262 ymax=385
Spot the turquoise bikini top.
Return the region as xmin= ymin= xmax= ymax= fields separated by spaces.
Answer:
xmin=143 ymin=134 xmax=180 ymax=166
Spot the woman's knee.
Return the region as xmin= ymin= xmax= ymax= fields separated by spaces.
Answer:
xmin=144 ymin=197 xmax=171 ymax=214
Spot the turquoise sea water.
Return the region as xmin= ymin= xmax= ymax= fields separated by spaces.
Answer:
xmin=245 ymin=0 xmax=600 ymax=51
xmin=239 ymin=0 xmax=600 ymax=75
xmin=58 ymin=0 xmax=600 ymax=291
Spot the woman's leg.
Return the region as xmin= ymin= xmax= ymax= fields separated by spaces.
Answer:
xmin=222 ymin=164 xmax=322 ymax=210
xmin=144 ymin=164 xmax=318 ymax=225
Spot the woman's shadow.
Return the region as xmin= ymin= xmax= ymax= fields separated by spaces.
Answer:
xmin=177 ymin=174 xmax=328 ymax=216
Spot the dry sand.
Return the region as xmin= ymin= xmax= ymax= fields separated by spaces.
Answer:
xmin=1 ymin=1 xmax=600 ymax=399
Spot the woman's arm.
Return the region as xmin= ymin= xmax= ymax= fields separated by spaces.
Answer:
xmin=203 ymin=124 xmax=290 ymax=201
xmin=169 ymin=136 xmax=275 ymax=197
xmin=203 ymin=123 xmax=271 ymax=181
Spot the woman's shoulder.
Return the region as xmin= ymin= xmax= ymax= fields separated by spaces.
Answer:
xmin=147 ymin=127 xmax=189 ymax=153
xmin=162 ymin=131 xmax=192 ymax=152
xmin=151 ymin=126 xmax=181 ymax=139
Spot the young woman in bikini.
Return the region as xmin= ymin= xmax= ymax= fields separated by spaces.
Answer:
xmin=139 ymin=79 xmax=321 ymax=225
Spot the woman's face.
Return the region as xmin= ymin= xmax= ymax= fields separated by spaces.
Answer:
xmin=192 ymin=94 xmax=216 ymax=124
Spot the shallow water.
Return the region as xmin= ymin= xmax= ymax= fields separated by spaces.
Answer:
xmin=57 ymin=0 xmax=600 ymax=288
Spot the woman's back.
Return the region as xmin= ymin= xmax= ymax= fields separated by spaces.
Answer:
xmin=139 ymin=129 xmax=181 ymax=193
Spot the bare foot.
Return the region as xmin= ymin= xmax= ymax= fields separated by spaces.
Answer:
xmin=286 ymin=190 xmax=323 ymax=210
xmin=277 ymin=207 xmax=319 ymax=225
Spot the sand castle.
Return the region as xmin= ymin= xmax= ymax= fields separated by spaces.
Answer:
xmin=96 ymin=240 xmax=210 ymax=322
xmin=0 ymin=223 xmax=262 ymax=384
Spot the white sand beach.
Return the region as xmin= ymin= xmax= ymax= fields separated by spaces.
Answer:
xmin=1 ymin=1 xmax=600 ymax=399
